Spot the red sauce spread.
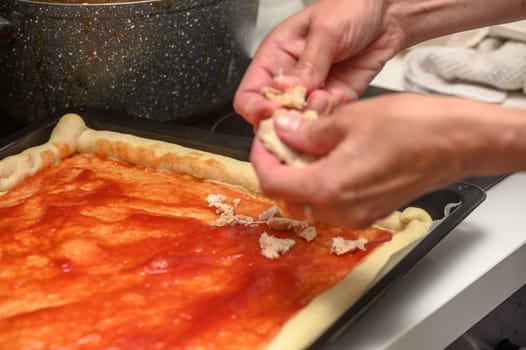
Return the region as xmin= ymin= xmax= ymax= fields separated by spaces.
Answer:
xmin=0 ymin=155 xmax=392 ymax=349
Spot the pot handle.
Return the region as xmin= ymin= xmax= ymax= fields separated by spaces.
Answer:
xmin=0 ymin=16 xmax=16 ymax=45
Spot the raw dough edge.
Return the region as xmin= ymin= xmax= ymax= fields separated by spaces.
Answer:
xmin=0 ymin=114 xmax=259 ymax=194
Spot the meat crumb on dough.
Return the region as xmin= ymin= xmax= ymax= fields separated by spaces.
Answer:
xmin=212 ymin=214 xmax=254 ymax=227
xmin=265 ymin=217 xmax=308 ymax=232
xmin=258 ymin=205 xmax=317 ymax=242
xmin=207 ymin=196 xmax=318 ymax=257
xmin=207 ymin=194 xmax=254 ymax=227
xmin=206 ymin=194 xmax=233 ymax=215
xmin=299 ymin=227 xmax=317 ymax=242
xmin=258 ymin=205 xmax=284 ymax=221
xmin=259 ymin=232 xmax=295 ymax=259
xmin=330 ymin=237 xmax=368 ymax=255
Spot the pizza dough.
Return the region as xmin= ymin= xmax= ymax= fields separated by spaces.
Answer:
xmin=0 ymin=114 xmax=433 ymax=350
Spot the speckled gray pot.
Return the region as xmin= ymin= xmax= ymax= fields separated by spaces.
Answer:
xmin=0 ymin=0 xmax=258 ymax=123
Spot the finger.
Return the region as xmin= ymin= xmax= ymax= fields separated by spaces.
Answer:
xmin=292 ymin=25 xmax=339 ymax=89
xmin=286 ymin=198 xmax=380 ymax=230
xmin=307 ymin=88 xmax=350 ymax=115
xmin=323 ymin=41 xmax=398 ymax=98
xmin=273 ymin=22 xmax=341 ymax=92
xmin=286 ymin=203 xmax=332 ymax=227
xmin=306 ymin=90 xmax=333 ymax=115
xmin=233 ymin=92 xmax=283 ymax=126
xmin=250 ymin=139 xmax=318 ymax=202
xmin=234 ymin=64 xmax=285 ymax=125
xmin=234 ymin=41 xmax=301 ymax=124
xmin=272 ymin=112 xmax=346 ymax=155
xmin=250 ymin=138 xmax=284 ymax=170
xmin=252 ymin=140 xmax=381 ymax=229
xmin=285 ymin=202 xmax=322 ymax=224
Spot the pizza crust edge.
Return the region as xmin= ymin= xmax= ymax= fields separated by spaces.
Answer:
xmin=0 ymin=114 xmax=85 ymax=194
xmin=0 ymin=114 xmax=260 ymax=195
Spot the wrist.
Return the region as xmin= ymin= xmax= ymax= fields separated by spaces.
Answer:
xmin=386 ymin=0 xmax=526 ymax=49
xmin=441 ymin=97 xmax=526 ymax=177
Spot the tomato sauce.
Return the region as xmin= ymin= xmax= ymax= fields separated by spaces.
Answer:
xmin=0 ymin=155 xmax=391 ymax=349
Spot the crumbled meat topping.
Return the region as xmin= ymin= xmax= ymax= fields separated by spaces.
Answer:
xmin=261 ymin=86 xmax=307 ymax=110
xmin=330 ymin=237 xmax=368 ymax=256
xmin=206 ymin=194 xmax=233 ymax=216
xmin=207 ymin=195 xmax=320 ymax=258
xmin=265 ymin=217 xmax=308 ymax=232
xmin=272 ymin=108 xmax=318 ymax=120
xmin=258 ymin=205 xmax=284 ymax=221
xmin=212 ymin=214 xmax=254 ymax=227
xmin=299 ymin=227 xmax=317 ymax=242
xmin=207 ymin=194 xmax=254 ymax=227
xmin=259 ymin=232 xmax=295 ymax=260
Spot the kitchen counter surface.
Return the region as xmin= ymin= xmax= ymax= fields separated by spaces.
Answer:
xmin=254 ymin=2 xmax=526 ymax=349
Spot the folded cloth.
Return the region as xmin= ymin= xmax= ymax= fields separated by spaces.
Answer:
xmin=404 ymin=35 xmax=526 ymax=103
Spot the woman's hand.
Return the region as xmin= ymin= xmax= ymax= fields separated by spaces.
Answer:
xmin=234 ymin=0 xmax=407 ymax=124
xmin=235 ymin=0 xmax=526 ymax=228
xmin=250 ymin=93 xmax=526 ymax=229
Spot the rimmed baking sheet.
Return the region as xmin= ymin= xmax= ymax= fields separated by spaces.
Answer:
xmin=0 ymin=111 xmax=486 ymax=349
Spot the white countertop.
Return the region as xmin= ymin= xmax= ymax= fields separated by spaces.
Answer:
xmin=254 ymin=2 xmax=526 ymax=348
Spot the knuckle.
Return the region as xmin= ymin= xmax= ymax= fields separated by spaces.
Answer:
xmin=296 ymin=59 xmax=319 ymax=81
xmin=310 ymin=20 xmax=341 ymax=43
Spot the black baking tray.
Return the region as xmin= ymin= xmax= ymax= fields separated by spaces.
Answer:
xmin=310 ymin=181 xmax=486 ymax=349
xmin=0 ymin=111 xmax=486 ymax=348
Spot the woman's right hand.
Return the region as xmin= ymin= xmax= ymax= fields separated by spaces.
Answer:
xmin=234 ymin=0 xmax=408 ymax=124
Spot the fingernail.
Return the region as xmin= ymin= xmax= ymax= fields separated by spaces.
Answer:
xmin=275 ymin=114 xmax=301 ymax=132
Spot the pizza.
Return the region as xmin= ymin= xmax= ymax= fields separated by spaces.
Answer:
xmin=0 ymin=114 xmax=432 ymax=349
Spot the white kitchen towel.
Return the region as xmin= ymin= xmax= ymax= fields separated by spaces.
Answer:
xmin=404 ymin=34 xmax=526 ymax=103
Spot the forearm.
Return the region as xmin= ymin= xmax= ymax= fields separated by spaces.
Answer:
xmin=441 ymin=98 xmax=526 ymax=178
xmin=387 ymin=0 xmax=526 ymax=48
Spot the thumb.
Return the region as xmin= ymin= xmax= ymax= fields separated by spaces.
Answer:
xmin=273 ymin=112 xmax=344 ymax=155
